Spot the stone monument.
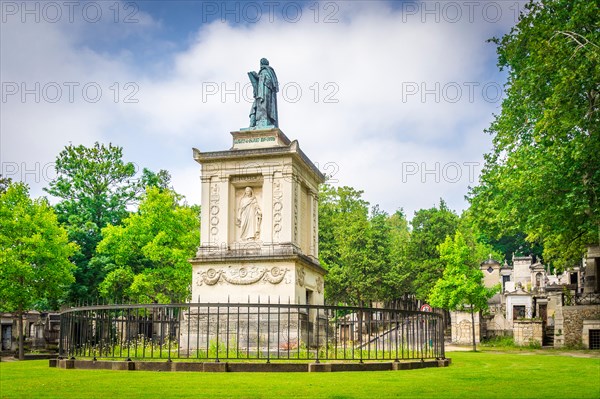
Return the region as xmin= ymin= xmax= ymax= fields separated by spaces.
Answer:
xmin=189 ymin=59 xmax=326 ymax=307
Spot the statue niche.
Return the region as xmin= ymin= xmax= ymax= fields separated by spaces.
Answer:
xmin=236 ymin=187 xmax=262 ymax=241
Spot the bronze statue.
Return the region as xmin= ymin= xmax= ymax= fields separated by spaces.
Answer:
xmin=248 ymin=58 xmax=279 ymax=128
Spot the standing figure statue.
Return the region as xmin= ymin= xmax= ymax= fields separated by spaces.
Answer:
xmin=236 ymin=187 xmax=262 ymax=241
xmin=248 ymin=58 xmax=279 ymax=128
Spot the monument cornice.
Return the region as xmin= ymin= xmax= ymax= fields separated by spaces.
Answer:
xmin=193 ymin=138 xmax=325 ymax=184
xmin=190 ymin=252 xmax=327 ymax=276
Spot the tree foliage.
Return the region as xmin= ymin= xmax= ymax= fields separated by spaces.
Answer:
xmin=428 ymin=231 xmax=499 ymax=350
xmin=458 ymin=209 xmax=508 ymax=264
xmin=479 ymin=232 xmax=544 ymax=265
xmin=0 ymin=175 xmax=12 ymax=194
xmin=406 ymin=199 xmax=459 ymax=300
xmin=318 ymin=185 xmax=407 ymax=305
xmin=319 ymin=185 xmax=373 ymax=304
xmin=95 ymin=187 xmax=199 ymax=303
xmin=318 ymin=186 xmax=494 ymax=305
xmin=382 ymin=209 xmax=412 ymax=301
xmin=45 ymin=142 xmax=140 ymax=227
xmin=0 ymin=182 xmax=77 ymax=310
xmin=0 ymin=183 xmax=76 ymax=359
xmin=469 ymin=0 xmax=600 ymax=269
xmin=45 ymin=142 xmax=171 ymax=303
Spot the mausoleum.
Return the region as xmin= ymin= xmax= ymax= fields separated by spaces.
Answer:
xmin=190 ymin=127 xmax=326 ymax=306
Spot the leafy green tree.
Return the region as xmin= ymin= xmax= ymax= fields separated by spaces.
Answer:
xmin=381 ymin=209 xmax=413 ymax=304
xmin=319 ymin=185 xmax=397 ymax=305
xmin=366 ymin=205 xmax=394 ymax=301
xmin=319 ymin=185 xmax=371 ymax=304
xmin=138 ymin=169 xmax=172 ymax=193
xmin=45 ymin=142 xmax=171 ymax=303
xmin=406 ymin=199 xmax=459 ymax=300
xmin=0 ymin=183 xmax=76 ymax=359
xmin=469 ymin=0 xmax=600 ymax=269
xmin=95 ymin=187 xmax=199 ymax=303
xmin=479 ymin=232 xmax=544 ymax=265
xmin=458 ymin=210 xmax=507 ymax=263
xmin=0 ymin=175 xmax=12 ymax=194
xmin=428 ymin=231 xmax=499 ymax=351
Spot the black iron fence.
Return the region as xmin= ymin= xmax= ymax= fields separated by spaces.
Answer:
xmin=562 ymin=292 xmax=600 ymax=306
xmin=59 ymin=303 xmax=445 ymax=362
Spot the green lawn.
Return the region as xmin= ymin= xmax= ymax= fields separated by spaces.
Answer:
xmin=1 ymin=352 xmax=599 ymax=399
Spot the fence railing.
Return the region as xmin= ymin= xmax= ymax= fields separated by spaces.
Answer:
xmin=59 ymin=303 xmax=445 ymax=362
xmin=562 ymin=293 xmax=600 ymax=306
xmin=562 ymin=292 xmax=600 ymax=306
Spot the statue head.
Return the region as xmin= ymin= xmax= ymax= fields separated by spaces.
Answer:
xmin=260 ymin=58 xmax=269 ymax=66
xmin=244 ymin=187 xmax=253 ymax=196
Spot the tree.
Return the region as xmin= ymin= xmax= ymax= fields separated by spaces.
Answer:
xmin=365 ymin=205 xmax=394 ymax=301
xmin=45 ymin=142 xmax=171 ymax=303
xmin=381 ymin=209 xmax=413 ymax=304
xmin=319 ymin=185 xmax=373 ymax=304
xmin=479 ymin=232 xmax=544 ymax=265
xmin=138 ymin=168 xmax=172 ymax=194
xmin=469 ymin=0 xmax=600 ymax=270
xmin=0 ymin=175 xmax=12 ymax=194
xmin=406 ymin=199 xmax=459 ymax=300
xmin=458 ymin=209 xmax=508 ymax=264
xmin=318 ymin=185 xmax=398 ymax=305
xmin=0 ymin=183 xmax=76 ymax=359
xmin=95 ymin=187 xmax=199 ymax=303
xmin=428 ymin=231 xmax=499 ymax=351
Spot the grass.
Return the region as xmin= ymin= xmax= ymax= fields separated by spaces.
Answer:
xmin=73 ymin=337 xmax=435 ymax=362
xmin=479 ymin=335 xmax=542 ymax=350
xmin=478 ymin=336 xmax=600 ymax=355
xmin=1 ymin=351 xmax=599 ymax=398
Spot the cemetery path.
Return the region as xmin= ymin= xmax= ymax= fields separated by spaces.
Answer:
xmin=444 ymin=344 xmax=472 ymax=351
xmin=445 ymin=345 xmax=599 ymax=357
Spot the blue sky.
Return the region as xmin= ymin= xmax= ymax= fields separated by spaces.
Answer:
xmin=1 ymin=0 xmax=525 ymax=218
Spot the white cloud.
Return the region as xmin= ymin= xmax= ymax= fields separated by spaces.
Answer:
xmin=1 ymin=1 xmax=516 ymax=217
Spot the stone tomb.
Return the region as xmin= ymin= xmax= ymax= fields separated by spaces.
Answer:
xmin=181 ymin=127 xmax=326 ymax=351
xmin=190 ymin=127 xmax=326 ymax=304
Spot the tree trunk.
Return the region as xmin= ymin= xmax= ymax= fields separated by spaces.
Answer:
xmin=470 ymin=307 xmax=477 ymax=352
xmin=17 ymin=310 xmax=24 ymax=360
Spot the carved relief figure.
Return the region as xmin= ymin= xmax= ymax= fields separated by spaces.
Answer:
xmin=236 ymin=187 xmax=262 ymax=241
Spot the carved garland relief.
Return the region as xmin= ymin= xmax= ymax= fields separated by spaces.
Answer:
xmin=209 ymin=183 xmax=220 ymax=240
xmin=293 ymin=179 xmax=299 ymax=243
xmin=316 ymin=276 xmax=324 ymax=294
xmin=197 ymin=266 xmax=290 ymax=286
xmin=297 ymin=267 xmax=305 ymax=287
xmin=312 ymin=192 xmax=318 ymax=256
xmin=273 ymin=178 xmax=283 ymax=242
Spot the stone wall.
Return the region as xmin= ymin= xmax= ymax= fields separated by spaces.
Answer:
xmin=562 ymin=305 xmax=600 ymax=348
xmin=553 ymin=300 xmax=565 ymax=348
xmin=513 ymin=320 xmax=542 ymax=346
xmin=450 ymin=311 xmax=480 ymax=345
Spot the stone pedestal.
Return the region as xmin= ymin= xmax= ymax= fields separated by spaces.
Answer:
xmin=190 ymin=127 xmax=326 ymax=306
xmin=583 ymin=246 xmax=600 ymax=294
xmin=553 ymin=300 xmax=565 ymax=348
